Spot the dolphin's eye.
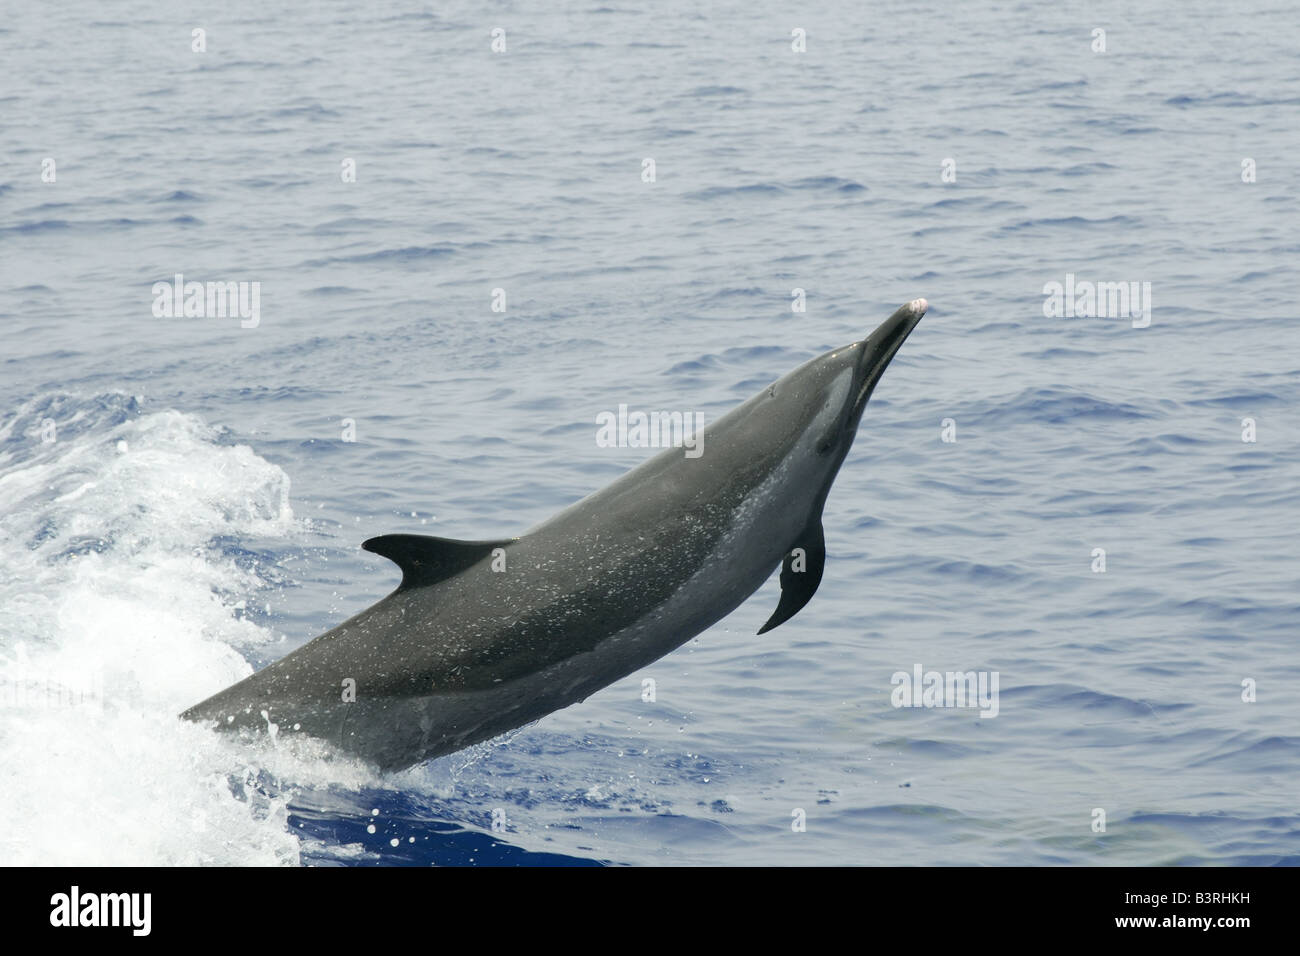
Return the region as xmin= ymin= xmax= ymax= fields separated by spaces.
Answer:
xmin=816 ymin=436 xmax=835 ymax=455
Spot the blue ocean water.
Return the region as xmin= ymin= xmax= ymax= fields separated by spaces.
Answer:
xmin=1 ymin=1 xmax=1298 ymax=865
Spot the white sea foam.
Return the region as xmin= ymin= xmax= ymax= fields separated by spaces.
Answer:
xmin=0 ymin=396 xmax=375 ymax=865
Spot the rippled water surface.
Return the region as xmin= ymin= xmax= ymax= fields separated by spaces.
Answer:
xmin=2 ymin=1 xmax=1298 ymax=865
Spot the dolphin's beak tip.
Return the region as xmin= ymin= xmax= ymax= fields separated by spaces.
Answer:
xmin=909 ymin=297 xmax=928 ymax=316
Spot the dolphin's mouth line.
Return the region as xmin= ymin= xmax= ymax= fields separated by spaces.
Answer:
xmin=850 ymin=299 xmax=927 ymax=415
xmin=851 ymin=342 xmax=901 ymax=414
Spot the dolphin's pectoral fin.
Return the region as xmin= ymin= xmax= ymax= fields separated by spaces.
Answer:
xmin=362 ymin=533 xmax=515 ymax=590
xmin=757 ymin=520 xmax=826 ymax=634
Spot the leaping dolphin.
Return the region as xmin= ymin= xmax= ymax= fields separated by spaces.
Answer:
xmin=182 ymin=298 xmax=928 ymax=770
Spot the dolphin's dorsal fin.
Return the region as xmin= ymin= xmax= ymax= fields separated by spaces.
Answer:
xmin=757 ymin=519 xmax=826 ymax=634
xmin=362 ymin=534 xmax=514 ymax=590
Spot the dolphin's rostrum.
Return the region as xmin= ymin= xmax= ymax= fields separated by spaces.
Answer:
xmin=182 ymin=299 xmax=928 ymax=770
